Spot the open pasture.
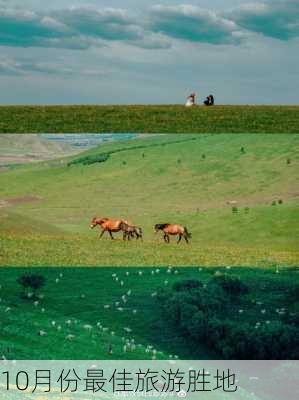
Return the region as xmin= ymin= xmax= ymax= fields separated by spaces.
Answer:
xmin=0 ymin=133 xmax=298 ymax=267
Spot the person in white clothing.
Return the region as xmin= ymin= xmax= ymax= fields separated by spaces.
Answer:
xmin=185 ymin=92 xmax=196 ymax=107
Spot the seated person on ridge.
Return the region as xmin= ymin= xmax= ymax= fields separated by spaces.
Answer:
xmin=186 ymin=92 xmax=196 ymax=107
xmin=204 ymin=94 xmax=215 ymax=106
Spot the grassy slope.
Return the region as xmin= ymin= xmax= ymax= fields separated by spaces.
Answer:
xmin=0 ymin=105 xmax=298 ymax=133
xmin=1 ymin=266 xmax=297 ymax=360
xmin=0 ymin=133 xmax=298 ymax=267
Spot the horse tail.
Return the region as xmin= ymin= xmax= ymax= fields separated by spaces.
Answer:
xmin=184 ymin=227 xmax=192 ymax=238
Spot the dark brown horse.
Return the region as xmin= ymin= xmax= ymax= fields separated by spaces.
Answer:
xmin=154 ymin=223 xmax=191 ymax=244
xmin=120 ymin=222 xmax=143 ymax=241
xmin=90 ymin=217 xmax=129 ymax=240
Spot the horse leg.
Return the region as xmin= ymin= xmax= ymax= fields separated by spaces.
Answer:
xmin=184 ymin=234 xmax=189 ymax=244
xmin=163 ymin=234 xmax=168 ymax=243
xmin=135 ymin=231 xmax=141 ymax=240
xmin=177 ymin=234 xmax=182 ymax=244
xmin=123 ymin=231 xmax=126 ymax=241
xmin=108 ymin=230 xmax=114 ymax=240
xmin=99 ymin=229 xmax=105 ymax=239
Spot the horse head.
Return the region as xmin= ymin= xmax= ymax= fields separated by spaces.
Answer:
xmin=154 ymin=224 xmax=161 ymax=232
xmin=90 ymin=217 xmax=98 ymax=229
xmin=119 ymin=221 xmax=127 ymax=231
xmin=90 ymin=217 xmax=109 ymax=228
xmin=154 ymin=223 xmax=169 ymax=232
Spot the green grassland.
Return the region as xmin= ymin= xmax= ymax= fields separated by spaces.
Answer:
xmin=0 ymin=266 xmax=298 ymax=360
xmin=0 ymin=133 xmax=298 ymax=267
xmin=0 ymin=105 xmax=299 ymax=133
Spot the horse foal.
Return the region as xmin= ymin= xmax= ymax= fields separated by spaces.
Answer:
xmin=120 ymin=222 xmax=143 ymax=241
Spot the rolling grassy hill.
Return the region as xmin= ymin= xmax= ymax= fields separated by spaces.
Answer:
xmin=0 ymin=133 xmax=298 ymax=267
xmin=1 ymin=266 xmax=297 ymax=360
xmin=0 ymin=134 xmax=138 ymax=166
xmin=0 ymin=134 xmax=78 ymax=166
xmin=0 ymin=105 xmax=298 ymax=133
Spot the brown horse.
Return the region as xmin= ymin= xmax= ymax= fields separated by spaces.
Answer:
xmin=154 ymin=223 xmax=191 ymax=244
xmin=120 ymin=222 xmax=143 ymax=241
xmin=90 ymin=217 xmax=129 ymax=240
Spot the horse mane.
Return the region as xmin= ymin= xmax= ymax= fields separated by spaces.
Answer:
xmin=155 ymin=223 xmax=170 ymax=230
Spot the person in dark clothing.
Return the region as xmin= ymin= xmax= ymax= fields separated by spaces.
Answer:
xmin=204 ymin=95 xmax=215 ymax=106
xmin=204 ymin=96 xmax=210 ymax=106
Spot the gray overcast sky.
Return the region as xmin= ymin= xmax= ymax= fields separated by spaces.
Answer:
xmin=10 ymin=1 xmax=248 ymax=10
xmin=0 ymin=0 xmax=298 ymax=104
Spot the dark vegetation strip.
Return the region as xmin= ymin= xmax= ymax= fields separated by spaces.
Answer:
xmin=67 ymin=135 xmax=203 ymax=166
xmin=158 ymin=274 xmax=299 ymax=359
